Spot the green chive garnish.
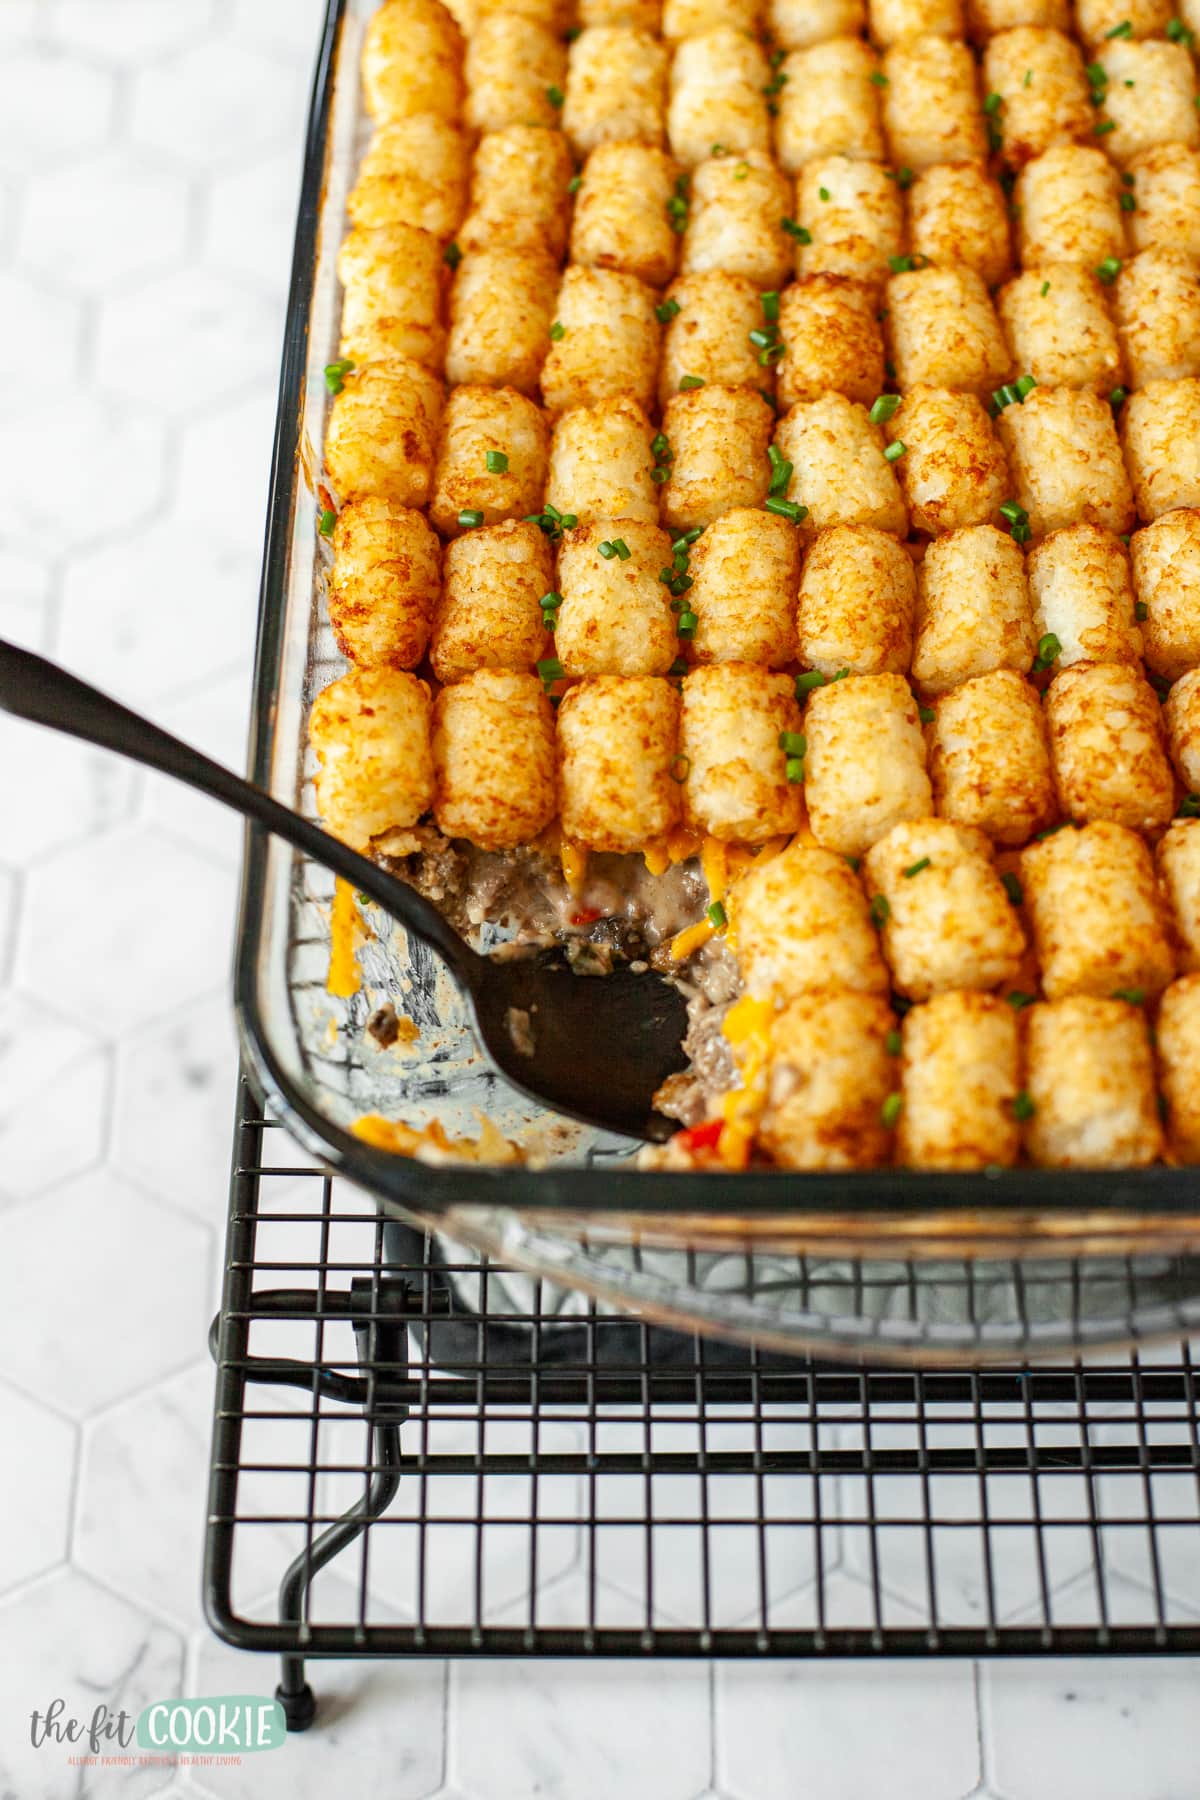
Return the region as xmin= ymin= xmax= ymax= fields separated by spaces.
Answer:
xmin=1094 ymin=118 xmax=1117 ymax=134
xmin=818 ymin=185 xmax=831 ymax=200
xmin=1001 ymin=872 xmax=1023 ymax=906
xmin=656 ymin=298 xmax=681 ymax=323
xmin=324 ymin=359 xmax=354 ymax=394
xmin=1032 ymin=630 xmax=1061 ymax=671
xmin=870 ymin=894 xmax=891 ymax=927
xmin=669 ymin=657 xmax=689 ymax=677
xmin=1006 ymin=991 xmax=1036 ymax=1010
xmin=785 ymin=756 xmax=805 ymax=783
xmin=761 ymin=290 xmax=780 ymax=320
xmin=546 ymin=84 xmax=564 ymax=106
xmin=886 ymin=1029 xmax=902 ymax=1056
xmin=677 ymin=609 xmax=698 ymax=636
xmin=869 ymin=394 xmax=901 ymax=426
xmin=1179 ymin=794 xmax=1200 ymax=817
xmin=679 ymin=374 xmax=705 ymax=390
xmin=983 ymin=90 xmax=1003 ymax=114
xmin=568 ymin=173 xmax=582 ymax=193
xmin=883 ymin=440 xmax=906 ymax=462
xmin=597 ymin=540 xmax=617 ymax=559
xmin=1041 ymin=279 xmax=1050 ymax=296
xmin=781 ymin=217 xmax=811 ymax=242
xmin=1120 ymin=190 xmax=1137 ymax=211
xmin=881 ymin=1092 xmax=903 ymax=1127
xmin=903 ymin=857 xmax=931 ymax=878
xmin=537 ymin=657 xmax=564 ymax=688
xmin=707 ymin=900 xmax=727 ymax=928
xmin=765 ymin=496 xmax=807 ymax=523
xmin=652 ymin=432 xmax=672 ymax=458
xmin=918 ymin=705 xmax=935 ymax=723
xmin=1110 ymin=385 xmax=1127 ymax=412
xmin=869 ymin=69 xmax=888 ymax=85
xmin=318 ymin=507 xmax=336 ymax=536
xmin=1112 ymin=986 xmax=1146 ymax=1004
xmin=457 ymin=508 xmax=484 ymax=529
xmin=1011 ymin=1091 xmax=1036 ymax=1121
xmin=443 ymin=241 xmax=462 ymax=269
xmin=796 ymin=670 xmax=827 ymax=694
xmin=1105 ymin=17 xmax=1132 ymax=33
xmin=1135 ymin=600 xmax=1148 ymax=620
xmin=778 ymin=730 xmax=806 ymax=755
xmin=673 ymin=527 xmax=703 ymax=550
xmin=486 ymin=450 xmax=508 ymax=473
xmin=888 ymin=254 xmax=918 ymax=273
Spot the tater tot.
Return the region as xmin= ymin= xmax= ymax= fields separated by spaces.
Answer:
xmin=429 ymin=386 xmax=548 ymax=538
xmin=658 ymin=387 xmax=775 ymax=530
xmin=890 ymin=385 xmax=1011 ymax=534
xmin=570 ymin=144 xmax=679 ymax=288
xmin=1024 ymin=997 xmax=1162 ymax=1167
xmin=1014 ymin=144 xmax=1126 ymax=268
xmin=1122 ymin=378 xmax=1200 ymax=520
xmin=680 ymin=663 xmax=806 ymax=840
xmin=348 ymin=118 xmax=470 ymax=237
xmin=464 ymin=14 xmax=567 ymax=134
xmin=1075 ymin=0 xmax=1169 ymax=42
xmin=557 ymin=676 xmax=682 ymax=851
xmin=758 ymin=992 xmax=897 ymax=1170
xmin=431 ymin=518 xmax=551 ymax=683
xmin=325 ymin=360 xmax=443 ymax=510
xmin=546 ymin=396 xmax=659 ymax=526
xmin=896 ymin=992 xmax=1021 ymax=1168
xmin=1130 ymin=509 xmax=1200 ymax=682
xmin=775 ymin=39 xmax=886 ymax=172
xmin=1044 ymin=661 xmax=1175 ymax=831
xmin=864 ymin=817 xmax=1026 ymax=998
xmin=1165 ymin=668 xmax=1200 ymax=792
xmin=983 ymin=28 xmax=1092 ymax=165
xmin=770 ymin=0 xmax=866 ymax=48
xmin=966 ymin=0 xmax=1070 ymax=32
xmin=1095 ymin=41 xmax=1199 ymax=167
xmin=668 ymin=29 xmax=772 ymax=167
xmin=929 ymin=668 xmax=1056 ymax=844
xmin=540 ymin=265 xmax=661 ymax=415
xmin=886 ymin=265 xmax=1009 ymax=396
xmin=869 ymin=0 xmax=964 ymax=42
xmin=998 ymin=384 xmax=1135 ymax=536
xmin=458 ymin=126 xmax=574 ymax=259
xmin=687 ymin=508 xmax=800 ymax=666
xmin=328 ymin=499 xmax=439 ymax=670
xmin=563 ymin=26 xmax=669 ymax=154
xmin=680 ymin=151 xmax=794 ymax=288
xmin=733 ymin=842 xmax=890 ymax=999
xmin=658 ymin=271 xmax=766 ymax=406
xmin=555 ymin=518 xmax=678 ymax=675
xmin=1158 ymin=821 xmax=1200 ymax=973
xmin=775 ymin=394 xmax=909 ymax=535
xmin=580 ymin=0 xmax=659 ymax=21
xmin=1128 ymin=145 xmax=1200 ymax=266
xmin=796 ymin=156 xmax=904 ymax=291
xmin=1158 ymin=975 xmax=1200 ymax=1162
xmin=310 ymin=667 xmax=434 ymax=850
xmin=1113 ymin=250 xmax=1200 ymax=391
xmin=445 ymin=245 xmax=557 ymax=394
xmin=882 ymin=37 xmax=988 ymax=169
xmin=362 ymin=0 xmax=465 ymax=125
xmin=997 ymin=267 xmax=1123 ymax=392
xmin=1020 ymin=819 xmax=1175 ymax=999
xmin=432 ymin=670 xmax=557 ymax=850
xmin=912 ymin=524 xmax=1035 ymax=692
xmin=1026 ymin=522 xmax=1143 ymax=665
xmin=804 ymin=672 xmax=933 ymax=855
xmin=907 ymin=164 xmax=1012 ymax=285
xmin=661 ymin=0 xmax=760 ymax=36
xmin=797 ymin=526 xmax=916 ymax=674
xmin=775 ymin=275 xmax=885 ymax=408
xmin=336 ymin=223 xmax=446 ymax=370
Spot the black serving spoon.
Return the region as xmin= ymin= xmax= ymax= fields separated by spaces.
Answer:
xmin=0 ymin=640 xmax=688 ymax=1141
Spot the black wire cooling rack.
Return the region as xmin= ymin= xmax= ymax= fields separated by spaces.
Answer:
xmin=205 ymin=1079 xmax=1200 ymax=1730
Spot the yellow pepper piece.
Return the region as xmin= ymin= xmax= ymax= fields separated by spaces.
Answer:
xmin=643 ymin=838 xmax=671 ymax=876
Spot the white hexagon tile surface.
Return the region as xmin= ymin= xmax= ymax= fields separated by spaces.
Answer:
xmin=0 ymin=6 xmax=1193 ymax=1799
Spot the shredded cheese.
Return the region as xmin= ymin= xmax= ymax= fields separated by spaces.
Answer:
xmin=327 ymin=877 xmax=365 ymax=998
xmin=354 ymin=1112 xmax=523 ymax=1164
xmin=642 ymin=838 xmax=671 ymax=876
xmin=717 ymin=995 xmax=775 ymax=1167
xmin=666 ymin=827 xmax=702 ymax=863
xmin=670 ymin=917 xmax=716 ymax=960
xmin=561 ymin=841 xmax=589 ymax=895
xmin=701 ymin=837 xmax=728 ymax=905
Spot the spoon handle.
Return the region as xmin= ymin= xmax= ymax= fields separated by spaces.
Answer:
xmin=0 ymin=638 xmax=478 ymax=984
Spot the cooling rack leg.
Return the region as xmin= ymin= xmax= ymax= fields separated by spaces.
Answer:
xmin=272 ymin=1421 xmax=405 ymax=1731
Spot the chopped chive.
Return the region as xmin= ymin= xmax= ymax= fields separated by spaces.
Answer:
xmin=733 ymin=162 xmax=750 ymax=180
xmin=1168 ymin=14 xmax=1195 ymax=39
xmin=549 ymin=319 xmax=565 ymax=339
xmin=706 ymin=900 xmax=727 ymax=929
xmin=679 ymin=374 xmax=705 ymax=390
xmin=881 ymin=1092 xmax=903 ymax=1127
xmin=537 ymin=657 xmax=564 ymax=688
xmin=1086 ymin=58 xmax=1107 ymax=83
xmin=669 ymin=657 xmax=689 ymax=677
xmin=992 ymin=383 xmax=1020 ymax=411
xmin=673 ymin=549 xmax=689 ymax=573
xmin=710 ymin=142 xmax=728 ymax=156
xmin=1179 ymin=793 xmax=1200 ymax=817
xmin=869 ymin=393 xmax=901 ymax=424
xmin=673 ymin=527 xmax=703 ymax=550
xmin=561 ymin=512 xmax=577 ymax=528
xmin=667 ymin=194 xmax=689 ymax=218
xmin=652 ymin=431 xmax=671 ymax=458
xmin=1135 ymin=600 xmax=1149 ymax=620
xmin=485 ymin=449 xmax=508 ymax=473
xmin=1006 ymin=990 xmax=1036 ymax=1010
xmin=885 ymin=1029 xmax=902 ymax=1056
xmin=1011 ymin=1090 xmax=1036 ymax=1122
xmin=759 ymin=386 xmax=779 ymax=411
xmin=1023 ymin=66 xmax=1033 ymax=84
xmin=761 ymin=290 xmax=780 ymax=320
xmin=1093 ymin=117 xmax=1117 ymax=135
xmin=764 ymin=496 xmax=807 ymax=522
xmin=781 ymin=216 xmax=811 ymax=242
xmin=888 ymin=254 xmax=919 ymax=273
xmin=869 ymin=69 xmax=889 ymax=85
xmin=1105 ymin=17 xmax=1133 ymax=33
xmin=1041 ymin=278 xmax=1050 ymax=296
xmin=778 ymin=730 xmax=807 ymax=755
xmin=1120 ymin=189 xmax=1137 ymax=211
xmin=1032 ymin=630 xmax=1061 ymax=672
xmin=1001 ymin=871 xmax=1024 ymax=906
xmin=1015 ymin=373 xmax=1037 ymax=398
xmin=749 ymin=326 xmax=777 ymax=348
xmin=457 ymin=508 xmax=484 ymax=529
xmin=999 ymin=499 xmax=1027 ymax=525
xmin=656 ymin=298 xmax=681 ymax=323
xmin=1122 ymin=172 xmax=1136 ymax=186
xmin=568 ymin=173 xmax=582 ymax=193
xmin=1111 ymin=986 xmax=1145 ymax=1004
xmin=318 ymin=507 xmax=336 ymax=536
xmin=443 ymin=241 xmax=462 ymax=269
xmin=785 ymin=756 xmax=806 ymax=782
xmin=845 ymin=854 xmax=861 ymax=871
xmin=818 ymin=185 xmax=831 ymax=201
xmin=987 ymin=118 xmax=1003 ymax=150
xmin=323 ymin=358 xmax=355 ymax=394
xmin=832 ymin=667 xmax=850 ymax=680
xmin=677 ymin=609 xmax=698 ymax=636
xmin=1110 ymin=384 xmax=1127 ymax=412
xmin=918 ymin=704 xmax=935 ymax=723
xmin=651 ymin=466 xmax=670 ymax=483
xmin=546 ymin=83 xmax=564 ymax=106
xmin=903 ymin=856 xmax=931 ymax=878
xmin=544 ymin=502 xmax=562 ymax=521
xmin=896 ymin=165 xmax=914 ymax=188
xmin=983 ymin=90 xmax=1003 ymax=114
xmin=611 ymin=537 xmax=631 ymax=560
xmin=758 ymin=341 xmax=786 ymax=365
xmin=597 ymin=540 xmax=617 ymax=559
xmin=542 ymin=611 xmax=557 ymax=629
xmin=870 ymin=893 xmax=891 ymax=927
xmin=540 ymin=589 xmax=563 ymax=609
xmin=796 ymin=669 xmax=827 ymax=694
xmin=767 ymin=453 xmax=793 ymax=496
xmin=763 ymin=72 xmax=788 ymax=96
xmin=883 ymin=440 xmax=907 ymax=461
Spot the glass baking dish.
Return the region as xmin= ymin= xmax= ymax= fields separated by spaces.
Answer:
xmin=234 ymin=0 xmax=1200 ymax=1291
